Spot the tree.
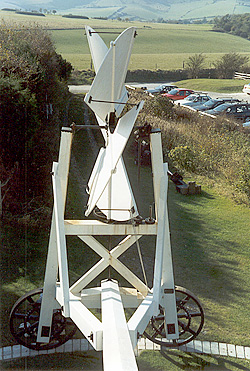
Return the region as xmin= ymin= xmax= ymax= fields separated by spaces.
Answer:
xmin=213 ymin=52 xmax=249 ymax=79
xmin=186 ymin=54 xmax=206 ymax=79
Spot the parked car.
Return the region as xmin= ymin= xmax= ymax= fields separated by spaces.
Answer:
xmin=243 ymin=83 xmax=250 ymax=95
xmin=203 ymin=102 xmax=250 ymax=121
xmin=162 ymin=88 xmax=194 ymax=101
xmin=176 ymin=93 xmax=211 ymax=108
xmin=146 ymin=84 xmax=178 ymax=95
xmin=192 ymin=97 xmax=242 ymax=112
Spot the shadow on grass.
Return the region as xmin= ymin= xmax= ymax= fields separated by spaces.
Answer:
xmin=159 ymin=348 xmax=250 ymax=370
xmin=168 ymin=183 xmax=248 ymax=308
xmin=0 ymin=351 xmax=103 ymax=370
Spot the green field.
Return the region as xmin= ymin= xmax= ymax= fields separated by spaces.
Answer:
xmin=2 ymin=11 xmax=250 ymax=71
xmin=51 ymin=24 xmax=250 ymax=70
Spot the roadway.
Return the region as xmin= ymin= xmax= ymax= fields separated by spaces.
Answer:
xmin=69 ymin=83 xmax=250 ymax=103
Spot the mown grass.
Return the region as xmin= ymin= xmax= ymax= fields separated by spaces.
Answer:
xmin=174 ymin=78 xmax=245 ymax=93
xmin=1 ymin=350 xmax=250 ymax=370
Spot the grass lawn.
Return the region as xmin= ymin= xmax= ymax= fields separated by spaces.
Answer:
xmin=1 ymin=350 xmax=250 ymax=370
xmin=174 ymin=78 xmax=246 ymax=93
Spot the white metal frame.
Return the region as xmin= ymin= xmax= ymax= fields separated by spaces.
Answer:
xmin=36 ymin=126 xmax=179 ymax=370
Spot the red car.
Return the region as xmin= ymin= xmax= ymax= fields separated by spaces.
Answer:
xmin=162 ymin=88 xmax=194 ymax=101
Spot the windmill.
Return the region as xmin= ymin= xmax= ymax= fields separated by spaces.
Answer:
xmin=9 ymin=26 xmax=204 ymax=370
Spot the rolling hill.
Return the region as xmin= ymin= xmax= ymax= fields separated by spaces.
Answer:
xmin=1 ymin=0 xmax=250 ymax=21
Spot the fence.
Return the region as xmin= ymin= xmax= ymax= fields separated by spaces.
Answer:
xmin=234 ymin=71 xmax=250 ymax=80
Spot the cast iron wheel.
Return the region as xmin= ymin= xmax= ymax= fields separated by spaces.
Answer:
xmin=144 ymin=286 xmax=204 ymax=347
xmin=9 ymin=288 xmax=77 ymax=350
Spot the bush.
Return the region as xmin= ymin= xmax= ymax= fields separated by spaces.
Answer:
xmin=168 ymin=145 xmax=198 ymax=173
xmin=147 ymin=95 xmax=174 ymax=119
xmin=213 ymin=53 xmax=249 ymax=79
xmin=0 ymin=21 xmax=72 ymax=218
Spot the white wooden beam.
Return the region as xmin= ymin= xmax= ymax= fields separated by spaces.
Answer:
xmin=70 ymin=235 xmax=143 ymax=295
xmin=150 ymin=129 xmax=164 ymax=220
xmin=72 ymin=236 xmax=149 ymax=297
xmin=128 ymin=293 xmax=154 ymax=349
xmin=37 ymin=128 xmax=73 ymax=343
xmin=101 ymin=280 xmax=138 ymax=371
xmin=64 ymin=219 xmax=157 ymax=235
xmin=52 ymin=162 xmax=70 ymax=317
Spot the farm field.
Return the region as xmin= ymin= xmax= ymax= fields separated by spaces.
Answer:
xmin=51 ymin=25 xmax=250 ymax=70
xmin=2 ymin=11 xmax=250 ymax=70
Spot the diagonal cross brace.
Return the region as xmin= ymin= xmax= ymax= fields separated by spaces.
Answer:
xmin=70 ymin=235 xmax=149 ymax=297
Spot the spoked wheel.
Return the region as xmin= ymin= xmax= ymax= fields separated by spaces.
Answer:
xmin=9 ymin=288 xmax=77 ymax=350
xmin=144 ymin=286 xmax=204 ymax=347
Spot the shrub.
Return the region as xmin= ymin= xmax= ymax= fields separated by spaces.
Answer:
xmin=147 ymin=95 xmax=174 ymax=119
xmin=168 ymin=145 xmax=198 ymax=173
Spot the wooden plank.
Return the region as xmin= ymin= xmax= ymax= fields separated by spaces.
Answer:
xmin=244 ymin=347 xmax=250 ymax=359
xmin=73 ymin=339 xmax=81 ymax=352
xmin=80 ymin=339 xmax=89 ymax=351
xmin=210 ymin=342 xmax=219 ymax=355
xmin=101 ymin=280 xmax=138 ymax=370
xmin=2 ymin=346 xmax=12 ymax=360
xmin=64 ymin=219 xmax=157 ymax=236
xmin=227 ymin=344 xmax=236 ymax=357
xmin=219 ymin=343 xmax=228 ymax=356
xmin=20 ymin=346 xmax=30 ymax=358
xmin=202 ymin=341 xmax=211 ymax=354
xmin=12 ymin=345 xmax=21 ymax=359
xmin=137 ymin=338 xmax=146 ymax=350
xmin=193 ymin=340 xmax=202 ymax=353
xmin=64 ymin=340 xmax=73 ymax=353
xmin=236 ymin=345 xmax=245 ymax=359
xmin=184 ymin=340 xmax=195 ymax=353
xmin=145 ymin=338 xmax=154 ymax=350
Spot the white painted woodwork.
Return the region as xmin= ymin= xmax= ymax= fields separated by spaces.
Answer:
xmin=101 ymin=280 xmax=138 ymax=371
xmin=70 ymin=235 xmax=143 ymax=294
xmin=64 ymin=219 xmax=157 ymax=236
xmin=37 ymin=128 xmax=73 ymax=343
xmin=85 ymin=101 xmax=143 ymax=217
xmin=85 ymin=26 xmax=108 ymax=72
xmin=84 ymin=27 xmax=136 ymax=122
xmin=85 ymin=26 xmax=127 ymax=118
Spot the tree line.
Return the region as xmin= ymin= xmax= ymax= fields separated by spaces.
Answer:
xmin=213 ymin=13 xmax=250 ymax=40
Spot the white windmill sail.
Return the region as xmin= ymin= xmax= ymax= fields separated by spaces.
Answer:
xmin=85 ymin=101 xmax=144 ymax=218
xmin=85 ymin=25 xmax=129 ymax=119
xmin=96 ymin=157 xmax=138 ymax=221
xmin=85 ymin=26 xmax=108 ymax=72
xmin=84 ymin=27 xmax=136 ymax=122
xmin=89 ymin=115 xmax=139 ymax=221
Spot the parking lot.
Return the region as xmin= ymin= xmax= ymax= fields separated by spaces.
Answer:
xmin=127 ymin=82 xmax=250 ymax=103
